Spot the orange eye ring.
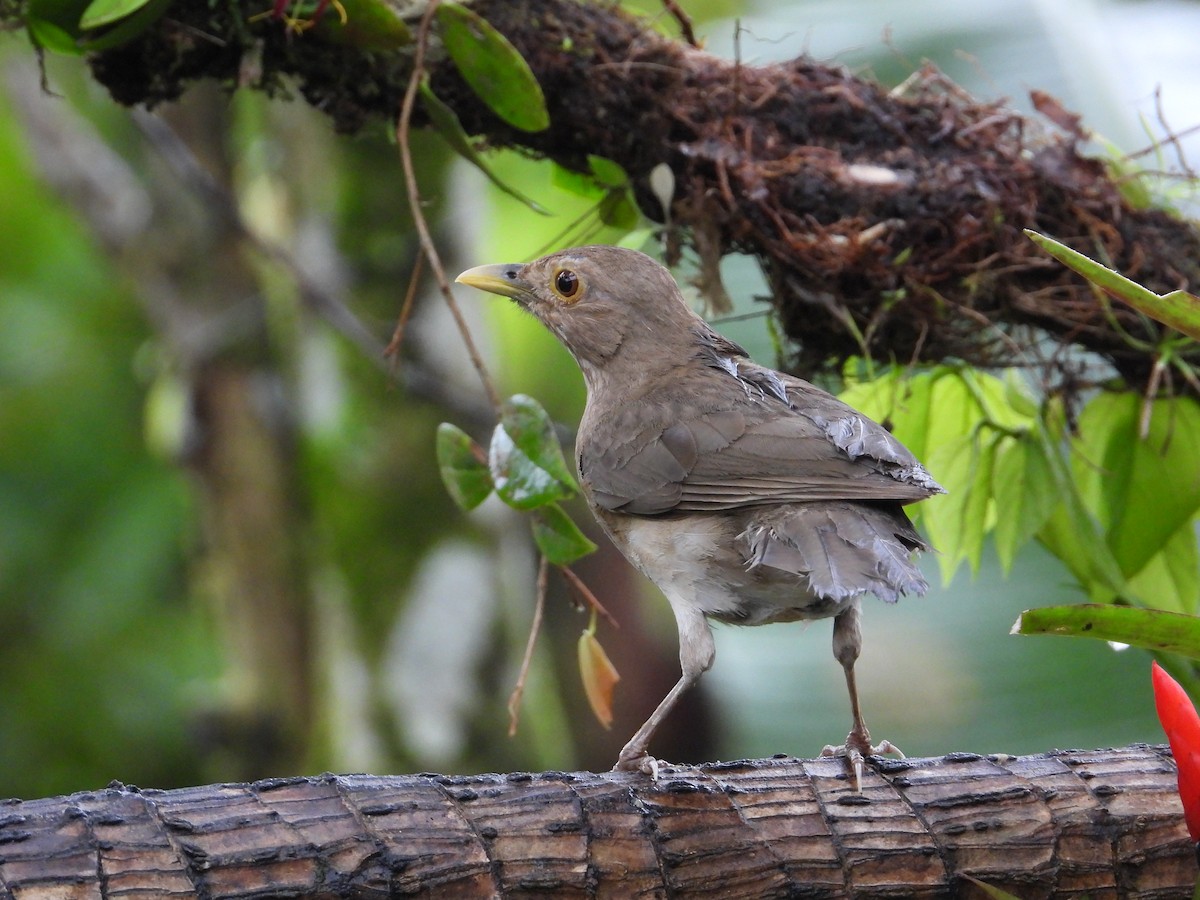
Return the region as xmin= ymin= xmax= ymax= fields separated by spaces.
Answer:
xmin=554 ymin=269 xmax=580 ymax=299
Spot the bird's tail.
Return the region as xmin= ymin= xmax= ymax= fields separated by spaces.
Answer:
xmin=741 ymin=502 xmax=929 ymax=603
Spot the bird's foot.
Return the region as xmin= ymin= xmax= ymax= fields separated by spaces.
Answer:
xmin=613 ymin=746 xmax=662 ymax=779
xmin=821 ymin=732 xmax=904 ymax=792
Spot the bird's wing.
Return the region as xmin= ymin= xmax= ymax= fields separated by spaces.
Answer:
xmin=581 ymin=364 xmax=943 ymax=516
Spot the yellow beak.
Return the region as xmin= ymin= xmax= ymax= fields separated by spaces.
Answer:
xmin=455 ymin=264 xmax=530 ymax=301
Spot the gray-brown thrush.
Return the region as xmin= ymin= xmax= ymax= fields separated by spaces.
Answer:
xmin=457 ymin=246 xmax=943 ymax=785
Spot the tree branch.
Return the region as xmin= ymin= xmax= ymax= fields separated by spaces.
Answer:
xmin=54 ymin=0 xmax=1200 ymax=400
xmin=0 ymin=746 xmax=1192 ymax=897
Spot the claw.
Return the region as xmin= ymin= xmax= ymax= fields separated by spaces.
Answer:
xmin=613 ymin=750 xmax=661 ymax=779
xmin=821 ymin=737 xmax=905 ymax=791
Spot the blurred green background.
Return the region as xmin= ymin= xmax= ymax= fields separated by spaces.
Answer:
xmin=1 ymin=0 xmax=1197 ymax=799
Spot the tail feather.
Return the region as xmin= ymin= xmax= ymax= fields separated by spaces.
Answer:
xmin=742 ymin=502 xmax=929 ymax=603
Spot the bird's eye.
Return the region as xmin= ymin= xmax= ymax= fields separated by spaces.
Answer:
xmin=553 ymin=269 xmax=580 ymax=300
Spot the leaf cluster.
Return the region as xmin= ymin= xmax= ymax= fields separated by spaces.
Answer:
xmin=437 ymin=394 xmax=594 ymax=565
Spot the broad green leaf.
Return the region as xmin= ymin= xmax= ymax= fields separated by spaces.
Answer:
xmin=78 ymin=0 xmax=168 ymax=49
xmin=531 ymin=502 xmax=597 ymax=565
xmin=587 ymin=155 xmax=629 ymax=188
xmin=315 ymin=0 xmax=412 ymax=50
xmin=1036 ymin=502 xmax=1123 ymax=603
xmin=490 ymin=395 xmax=577 ymax=509
xmin=436 ymin=422 xmax=493 ymax=511
xmin=886 ymin=368 xmax=937 ymax=462
xmin=26 ymin=16 xmax=81 ymax=53
xmin=1112 ymin=398 xmax=1200 ymax=579
xmin=1034 ymin=419 xmax=1128 ymax=601
xmin=1069 ymin=393 xmax=1126 ymax=527
xmin=923 ymin=429 xmax=1000 ymax=583
xmin=26 ymin=0 xmax=88 ymax=54
xmin=419 ymin=79 xmax=550 ymax=215
xmin=960 ymin=369 xmax=1035 ymax=433
xmin=991 ymin=435 xmax=1057 ymax=573
xmin=1126 ymin=521 xmax=1200 ymax=615
xmin=550 ymin=162 xmax=605 ymax=200
xmin=838 ymin=364 xmax=935 ymax=459
xmin=500 ymin=395 xmax=577 ymax=486
xmin=924 ymin=371 xmax=986 ymax=461
xmin=436 ymin=2 xmax=550 ymax=133
xmin=1014 ymin=604 xmax=1200 ymax=658
xmin=1025 ymin=230 xmax=1200 ymax=340
xmin=1074 ymin=393 xmax=1200 ymax=579
xmin=837 ymin=363 xmax=901 ymax=424
xmin=79 ymin=0 xmax=152 ymax=29
xmin=1002 ymin=369 xmax=1040 ymax=421
xmin=597 ymin=190 xmax=639 ymax=230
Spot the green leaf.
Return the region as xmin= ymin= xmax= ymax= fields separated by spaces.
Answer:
xmin=960 ymin=368 xmax=1035 ymax=433
xmin=1034 ymin=416 xmax=1129 ymax=602
xmin=531 ymin=502 xmax=597 ymax=565
xmin=1025 ymin=230 xmax=1200 ymax=340
xmin=1013 ymin=603 xmax=1200 ymax=658
xmin=991 ymin=435 xmax=1057 ymax=574
xmin=79 ymin=0 xmax=152 ymax=29
xmin=314 ymin=0 xmax=412 ymax=50
xmin=436 ymin=422 xmax=493 ymax=511
xmin=838 ymin=364 xmax=935 ymax=460
xmin=1126 ymin=520 xmax=1200 ymax=615
xmin=587 ymin=155 xmax=629 ymax=188
xmin=550 ymin=162 xmax=605 ymax=200
xmin=489 ymin=395 xmax=577 ymax=509
xmin=923 ymin=429 xmax=1001 ymax=583
xmin=1074 ymin=393 xmax=1200 ymax=580
xmin=436 ymin=2 xmax=550 ymax=133
xmin=26 ymin=16 xmax=82 ymax=53
xmin=597 ymin=190 xmax=639 ymax=230
xmin=923 ymin=371 xmax=986 ymax=460
xmin=1036 ymin=503 xmax=1123 ymax=603
xmin=1002 ymin=369 xmax=1039 ymax=420
xmin=419 ymin=79 xmax=550 ymax=215
xmin=78 ymin=0 xmax=169 ymax=48
xmin=26 ymin=0 xmax=88 ymax=54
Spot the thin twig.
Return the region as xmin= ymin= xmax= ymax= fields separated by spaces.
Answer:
xmin=385 ymin=250 xmax=425 ymax=364
xmin=558 ymin=564 xmax=619 ymax=629
xmin=507 ymin=554 xmax=549 ymax=737
xmin=659 ymin=0 xmax=698 ymax=47
xmin=395 ymin=0 xmax=501 ymax=412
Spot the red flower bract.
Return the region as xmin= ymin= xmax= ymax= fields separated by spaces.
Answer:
xmin=1152 ymin=661 xmax=1200 ymax=843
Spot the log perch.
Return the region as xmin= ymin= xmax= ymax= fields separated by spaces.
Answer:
xmin=0 ymin=745 xmax=1194 ymax=898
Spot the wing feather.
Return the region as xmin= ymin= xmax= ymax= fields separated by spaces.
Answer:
xmin=580 ymin=360 xmax=943 ymax=516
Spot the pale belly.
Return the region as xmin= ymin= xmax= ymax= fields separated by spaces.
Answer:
xmin=593 ymin=507 xmax=854 ymax=626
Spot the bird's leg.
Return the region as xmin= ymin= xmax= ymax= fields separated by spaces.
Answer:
xmin=821 ymin=603 xmax=904 ymax=790
xmin=615 ymin=603 xmax=714 ymax=777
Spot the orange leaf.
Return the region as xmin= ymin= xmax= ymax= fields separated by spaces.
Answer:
xmin=578 ymin=629 xmax=620 ymax=729
xmin=1152 ymin=661 xmax=1200 ymax=842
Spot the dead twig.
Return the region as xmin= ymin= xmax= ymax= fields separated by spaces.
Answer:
xmin=507 ymin=554 xmax=549 ymax=736
xmin=559 ymin=564 xmax=619 ymax=629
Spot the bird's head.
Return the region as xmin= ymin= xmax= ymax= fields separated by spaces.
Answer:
xmin=457 ymin=246 xmax=704 ymax=388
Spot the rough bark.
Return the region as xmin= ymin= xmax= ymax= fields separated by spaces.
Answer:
xmin=0 ymin=746 xmax=1194 ymax=898
xmin=46 ymin=0 xmax=1200 ymax=401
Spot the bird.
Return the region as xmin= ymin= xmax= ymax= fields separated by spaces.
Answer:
xmin=456 ymin=245 xmax=943 ymax=787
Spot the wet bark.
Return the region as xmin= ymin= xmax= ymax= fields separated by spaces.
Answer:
xmin=0 ymin=746 xmax=1193 ymax=898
